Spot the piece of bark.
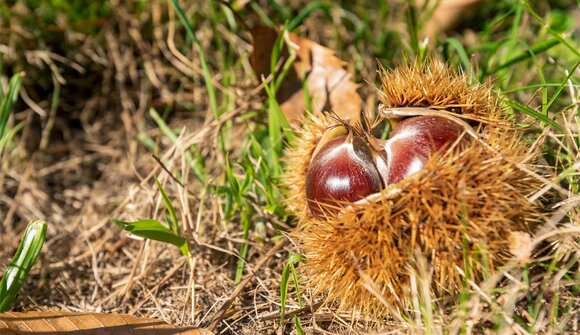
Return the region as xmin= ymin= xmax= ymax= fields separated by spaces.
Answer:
xmin=0 ymin=311 xmax=213 ymax=335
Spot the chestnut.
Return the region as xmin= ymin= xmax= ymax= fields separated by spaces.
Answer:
xmin=306 ymin=135 xmax=383 ymax=218
xmin=384 ymin=115 xmax=465 ymax=184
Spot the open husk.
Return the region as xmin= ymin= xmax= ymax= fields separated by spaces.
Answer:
xmin=283 ymin=60 xmax=544 ymax=317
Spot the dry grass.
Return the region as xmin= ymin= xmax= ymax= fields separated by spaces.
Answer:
xmin=1 ymin=0 xmax=579 ymax=334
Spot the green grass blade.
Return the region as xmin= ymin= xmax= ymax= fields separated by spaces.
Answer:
xmin=287 ymin=2 xmax=331 ymax=31
xmin=294 ymin=315 xmax=305 ymax=335
xmin=405 ymin=2 xmax=420 ymax=57
xmin=279 ymin=253 xmax=303 ymax=325
xmin=224 ymin=155 xmax=241 ymax=205
xmin=523 ymin=2 xmax=580 ymax=58
xmin=170 ymin=0 xmax=218 ymax=117
xmin=445 ymin=38 xmax=472 ymax=75
xmin=154 ymin=177 xmax=179 ymax=235
xmin=149 ymin=108 xmax=208 ymax=184
xmin=150 ymin=108 xmax=178 ymax=141
xmin=269 ymin=28 xmax=286 ymax=79
xmin=250 ymin=2 xmax=275 ymax=28
xmin=0 ymin=122 xmax=24 ymax=157
xmin=263 ymin=84 xmax=285 ymax=173
xmin=290 ymin=262 xmax=302 ymax=307
xmin=234 ymin=207 xmax=251 ymax=284
xmin=504 ymin=0 xmax=523 ymax=68
xmin=502 ymin=83 xmax=580 ymax=94
xmin=262 ymin=27 xmax=297 ymax=150
xmin=111 ymin=218 xmax=188 ymax=255
xmin=279 ymin=259 xmax=291 ymax=325
xmin=545 ymin=59 xmax=580 ymax=111
xmin=0 ymin=220 xmax=47 ymax=312
xmin=505 ymin=98 xmax=563 ymax=132
xmin=273 ymin=51 xmax=297 ymax=94
xmin=0 ymin=73 xmax=23 ymax=152
xmin=489 ymin=37 xmax=560 ymax=74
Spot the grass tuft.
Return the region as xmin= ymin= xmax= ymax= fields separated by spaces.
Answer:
xmin=0 ymin=220 xmax=47 ymax=312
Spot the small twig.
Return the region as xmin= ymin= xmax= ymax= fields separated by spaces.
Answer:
xmin=121 ymin=240 xmax=147 ymax=302
xmin=207 ymin=238 xmax=288 ymax=331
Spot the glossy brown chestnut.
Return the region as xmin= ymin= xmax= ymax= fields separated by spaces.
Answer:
xmin=384 ymin=115 xmax=465 ymax=184
xmin=306 ymin=136 xmax=382 ymax=217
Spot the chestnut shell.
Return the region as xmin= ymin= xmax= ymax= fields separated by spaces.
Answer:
xmin=385 ymin=115 xmax=465 ymax=184
xmin=306 ymin=136 xmax=382 ymax=217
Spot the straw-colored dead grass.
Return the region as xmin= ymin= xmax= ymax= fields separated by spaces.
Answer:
xmin=0 ymin=1 xmax=578 ymax=334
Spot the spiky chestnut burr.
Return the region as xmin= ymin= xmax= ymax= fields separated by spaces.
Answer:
xmin=283 ymin=59 xmax=544 ymax=318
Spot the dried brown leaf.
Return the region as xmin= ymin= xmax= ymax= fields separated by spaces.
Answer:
xmin=0 ymin=312 xmax=213 ymax=335
xmin=250 ymin=26 xmax=362 ymax=123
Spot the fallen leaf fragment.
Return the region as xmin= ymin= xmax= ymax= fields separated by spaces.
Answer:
xmin=423 ymin=0 xmax=483 ymax=39
xmin=0 ymin=311 xmax=214 ymax=335
xmin=509 ymin=231 xmax=533 ymax=264
xmin=250 ymin=26 xmax=362 ymax=124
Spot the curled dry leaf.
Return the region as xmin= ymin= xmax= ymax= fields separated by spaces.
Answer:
xmin=250 ymin=26 xmax=362 ymax=124
xmin=0 ymin=311 xmax=214 ymax=335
